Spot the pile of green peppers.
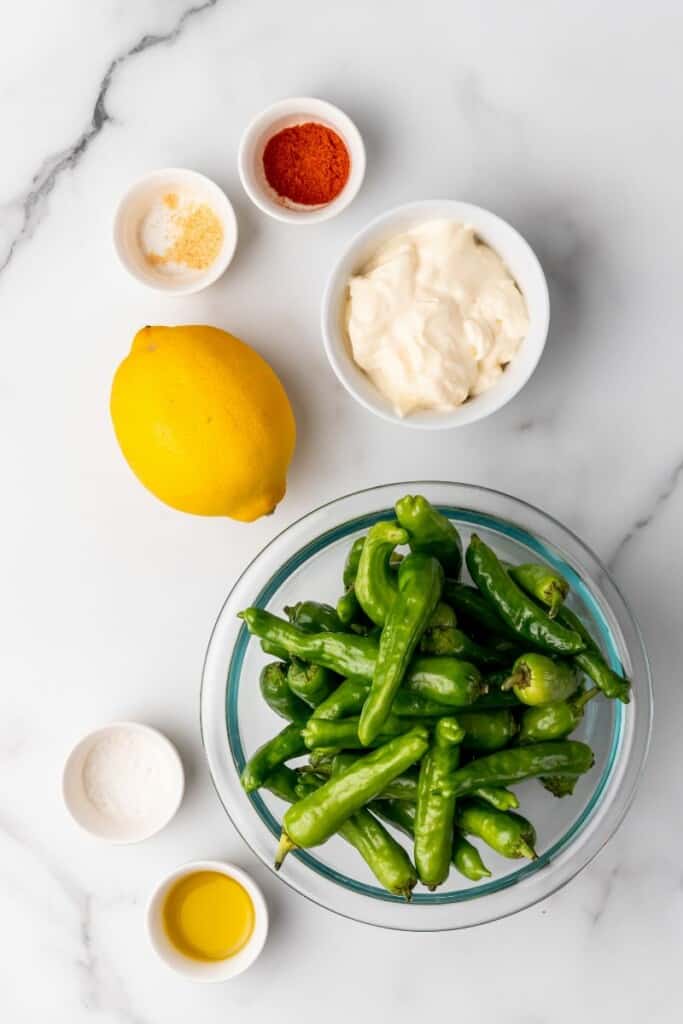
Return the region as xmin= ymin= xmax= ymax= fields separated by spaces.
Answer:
xmin=238 ymin=494 xmax=629 ymax=900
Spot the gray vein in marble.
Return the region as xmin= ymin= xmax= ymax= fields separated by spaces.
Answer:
xmin=608 ymin=456 xmax=683 ymax=571
xmin=0 ymin=0 xmax=221 ymax=277
xmin=589 ymin=865 xmax=619 ymax=926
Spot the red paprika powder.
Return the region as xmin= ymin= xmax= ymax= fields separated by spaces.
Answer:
xmin=262 ymin=122 xmax=350 ymax=206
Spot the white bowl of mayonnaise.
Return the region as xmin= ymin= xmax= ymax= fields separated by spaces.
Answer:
xmin=321 ymin=200 xmax=549 ymax=429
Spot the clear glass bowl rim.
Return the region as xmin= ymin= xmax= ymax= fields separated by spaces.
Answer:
xmin=200 ymin=482 xmax=652 ymax=930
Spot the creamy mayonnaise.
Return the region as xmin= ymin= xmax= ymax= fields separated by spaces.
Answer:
xmin=345 ymin=220 xmax=529 ymax=416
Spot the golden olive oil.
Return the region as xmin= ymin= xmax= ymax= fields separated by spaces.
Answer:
xmin=162 ymin=871 xmax=254 ymax=962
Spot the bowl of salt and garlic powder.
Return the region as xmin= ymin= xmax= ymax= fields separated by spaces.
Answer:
xmin=322 ymin=200 xmax=550 ymax=429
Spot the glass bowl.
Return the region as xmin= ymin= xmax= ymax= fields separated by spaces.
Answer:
xmin=200 ymin=483 xmax=652 ymax=930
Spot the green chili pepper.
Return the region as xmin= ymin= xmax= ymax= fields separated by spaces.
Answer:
xmin=470 ymin=786 xmax=519 ymax=811
xmin=456 ymin=799 xmax=537 ymax=859
xmin=311 ymin=677 xmax=368 ymax=720
xmin=260 ymin=637 xmax=290 ymax=660
xmin=359 ymin=554 xmax=444 ymax=746
xmin=518 ymin=687 xmax=599 ymax=743
xmin=555 ymin=606 xmax=631 ymax=703
xmin=373 ymin=798 xmax=492 ymax=882
xmin=415 ymin=717 xmax=465 ymax=888
xmin=275 ymin=725 xmax=430 ymax=866
xmin=337 ymin=589 xmax=362 ymax=627
xmin=420 ymin=608 xmax=512 ymax=667
xmin=241 ymin=611 xmax=482 ymax=706
xmin=259 ymin=661 xmax=309 ymax=723
xmin=302 ymin=714 xmax=415 ymax=751
xmin=540 ymin=775 xmax=580 ymax=797
xmin=355 ymin=521 xmax=409 ymax=626
xmin=263 ymin=764 xmax=301 ymax=803
xmin=465 ymin=536 xmax=585 ymax=654
xmin=440 ymin=740 xmax=595 ymax=798
xmin=241 ymin=723 xmax=307 ymax=793
xmin=457 ymin=709 xmax=519 ymax=751
xmin=295 ymin=774 xmax=417 ymax=900
xmin=503 ymin=652 xmax=579 ymax=706
xmin=507 ymin=563 xmax=569 ymax=619
xmin=343 ymin=537 xmax=366 ymax=589
xmin=286 ymin=660 xmax=336 ymax=708
xmin=442 ymin=580 xmax=517 ymax=640
xmin=285 ymin=600 xmax=344 ymax=634
xmin=452 ymin=831 xmax=492 ymax=881
xmin=395 ymin=494 xmax=463 ymax=578
xmin=336 ymin=537 xmax=367 ymax=627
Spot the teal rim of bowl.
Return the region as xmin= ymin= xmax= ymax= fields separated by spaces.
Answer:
xmin=226 ymin=506 xmax=624 ymax=904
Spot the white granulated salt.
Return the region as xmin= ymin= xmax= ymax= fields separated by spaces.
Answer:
xmin=82 ymin=727 xmax=177 ymax=825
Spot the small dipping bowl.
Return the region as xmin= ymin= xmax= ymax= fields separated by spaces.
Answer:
xmin=113 ymin=168 xmax=238 ymax=294
xmin=147 ymin=860 xmax=269 ymax=981
xmin=62 ymin=721 xmax=185 ymax=843
xmin=238 ymin=97 xmax=366 ymax=224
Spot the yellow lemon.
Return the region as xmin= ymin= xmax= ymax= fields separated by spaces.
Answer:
xmin=110 ymin=325 xmax=296 ymax=522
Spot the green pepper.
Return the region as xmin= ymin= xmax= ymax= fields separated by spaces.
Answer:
xmin=507 ymin=563 xmax=569 ymax=619
xmin=259 ymin=662 xmax=309 ymax=723
xmin=420 ymin=603 xmax=509 ymax=666
xmin=295 ymin=774 xmax=417 ymax=900
xmin=442 ymin=580 xmax=517 ymax=640
xmin=344 ymin=537 xmax=366 ymax=589
xmin=275 ymin=725 xmax=430 ymax=865
xmin=241 ymin=611 xmax=482 ymax=706
xmin=503 ymin=652 xmax=579 ymax=706
xmin=452 ymin=831 xmax=492 ymax=881
xmin=456 ymin=799 xmax=537 ymax=859
xmin=241 ymin=723 xmax=307 ymax=793
xmin=336 ymin=537 xmax=367 ymax=627
xmin=285 ymin=600 xmax=343 ymax=634
xmin=263 ymin=764 xmax=301 ymax=803
xmin=260 ymin=637 xmax=290 ymax=660
xmin=358 ymin=554 xmax=444 ymax=746
xmin=395 ymin=494 xmax=463 ymax=578
xmin=355 ymin=521 xmax=409 ymax=626
xmin=415 ymin=717 xmax=465 ymax=889
xmin=286 ymin=660 xmax=336 ymax=708
xmin=555 ymin=606 xmax=631 ymax=703
xmin=440 ymin=740 xmax=595 ymax=798
xmin=373 ymin=797 xmax=492 ymax=883
xmin=457 ymin=709 xmax=518 ymax=751
xmin=465 ymin=536 xmax=585 ymax=654
xmin=518 ymin=687 xmax=599 ymax=743
xmin=311 ymin=677 xmax=368 ymax=720
xmin=302 ymin=714 xmax=415 ymax=751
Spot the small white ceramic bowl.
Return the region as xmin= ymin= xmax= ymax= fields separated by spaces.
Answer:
xmin=238 ymin=97 xmax=366 ymax=224
xmin=321 ymin=199 xmax=550 ymax=429
xmin=62 ymin=721 xmax=185 ymax=843
xmin=147 ymin=860 xmax=269 ymax=981
xmin=113 ymin=168 xmax=238 ymax=294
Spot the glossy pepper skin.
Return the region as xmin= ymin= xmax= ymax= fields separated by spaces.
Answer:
xmin=507 ymin=563 xmax=569 ymax=619
xmin=503 ymin=652 xmax=579 ymax=706
xmin=440 ymin=740 xmax=595 ymax=799
xmin=240 ymin=610 xmax=482 ymax=705
xmin=263 ymin=764 xmax=301 ymax=803
xmin=240 ymin=723 xmax=307 ymax=793
xmin=336 ymin=537 xmax=367 ymax=627
xmin=555 ymin=606 xmax=631 ymax=703
xmin=373 ymin=798 xmax=492 ymax=883
xmin=287 ymin=660 xmax=336 ymax=708
xmin=359 ymin=554 xmax=444 ymax=745
xmin=457 ymin=709 xmax=519 ymax=752
xmin=518 ymin=688 xmax=599 ymax=743
xmin=420 ymin=602 xmax=508 ymax=667
xmin=311 ymin=677 xmax=368 ymax=721
xmin=442 ymin=580 xmax=518 ymax=641
xmin=466 ymin=536 xmax=585 ymax=655
xmin=414 ymin=717 xmax=465 ymax=889
xmin=355 ymin=521 xmax=408 ymax=626
xmin=259 ymin=662 xmax=309 ymax=723
xmin=296 ymin=774 xmax=417 ymax=900
xmin=395 ymin=495 xmax=463 ymax=578
xmin=302 ymin=714 xmax=415 ymax=751
xmin=456 ymin=799 xmax=537 ymax=859
xmin=285 ymin=600 xmax=343 ymax=634
xmin=275 ymin=725 xmax=430 ymax=865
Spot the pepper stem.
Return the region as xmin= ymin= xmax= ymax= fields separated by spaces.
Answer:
xmin=274 ymin=832 xmax=296 ymax=870
xmin=501 ymin=670 xmax=525 ymax=692
xmin=548 ymin=585 xmax=564 ymax=619
xmin=574 ymin=686 xmax=600 ymax=711
xmin=518 ymin=839 xmax=538 ymax=860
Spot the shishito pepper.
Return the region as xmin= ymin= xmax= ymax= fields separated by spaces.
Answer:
xmin=503 ymin=652 xmax=579 ymax=706
xmin=456 ymin=800 xmax=537 ymax=860
xmin=336 ymin=537 xmax=366 ymax=627
xmin=355 ymin=521 xmax=409 ymax=626
xmin=240 ymin=723 xmax=307 ymax=793
xmin=359 ymin=553 xmax=443 ymax=745
xmin=286 ymin=660 xmax=336 ymax=707
xmin=285 ymin=600 xmax=343 ymax=634
xmin=395 ymin=494 xmax=463 ymax=578
xmin=507 ymin=563 xmax=569 ymax=619
xmin=414 ymin=717 xmax=465 ymax=889
xmin=518 ymin=687 xmax=599 ymax=743
xmin=555 ymin=606 xmax=631 ymax=703
xmin=440 ymin=740 xmax=595 ymax=799
xmin=465 ymin=536 xmax=585 ymax=655
xmin=259 ymin=661 xmax=309 ymax=723
xmin=275 ymin=725 xmax=430 ymax=867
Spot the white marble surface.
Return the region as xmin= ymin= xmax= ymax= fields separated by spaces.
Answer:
xmin=2 ymin=1 xmax=682 ymax=1019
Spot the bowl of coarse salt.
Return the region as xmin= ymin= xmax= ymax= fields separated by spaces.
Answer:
xmin=63 ymin=722 xmax=185 ymax=843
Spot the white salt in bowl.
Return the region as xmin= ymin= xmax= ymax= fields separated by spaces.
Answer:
xmin=62 ymin=722 xmax=185 ymax=843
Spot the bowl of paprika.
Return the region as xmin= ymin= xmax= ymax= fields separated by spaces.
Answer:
xmin=238 ymin=96 xmax=366 ymax=224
